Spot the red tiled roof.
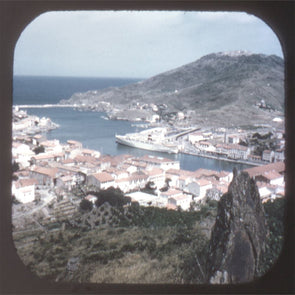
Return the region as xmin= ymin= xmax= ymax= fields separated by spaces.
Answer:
xmin=147 ymin=168 xmax=164 ymax=177
xmin=262 ymin=171 xmax=283 ymax=181
xmin=244 ymin=162 xmax=285 ymax=178
xmin=31 ymin=166 xmax=58 ymax=178
xmin=161 ymin=189 xmax=182 ymax=197
xmin=74 ymin=155 xmax=98 ymax=164
xmin=169 ymin=194 xmax=191 ymax=201
xmin=92 ymin=172 xmax=114 ymax=183
xmin=14 ymin=178 xmax=38 ymax=188
xmin=196 ymin=179 xmax=212 ymax=187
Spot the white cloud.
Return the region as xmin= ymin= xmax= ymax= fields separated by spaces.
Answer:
xmin=14 ymin=10 xmax=283 ymax=78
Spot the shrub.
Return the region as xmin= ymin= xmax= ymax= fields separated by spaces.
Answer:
xmin=257 ymin=198 xmax=285 ymax=276
xmin=79 ymin=199 xmax=93 ymax=212
xmin=92 ymin=187 xmax=128 ymax=208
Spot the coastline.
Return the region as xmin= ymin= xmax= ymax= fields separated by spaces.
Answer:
xmin=14 ymin=104 xmax=76 ymax=109
xmin=180 ymin=151 xmax=261 ymax=167
xmin=14 ymin=104 xmax=269 ymax=168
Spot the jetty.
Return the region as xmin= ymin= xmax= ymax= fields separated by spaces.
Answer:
xmin=14 ymin=104 xmax=75 ymax=109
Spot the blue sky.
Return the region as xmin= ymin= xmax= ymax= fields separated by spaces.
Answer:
xmin=14 ymin=11 xmax=283 ymax=78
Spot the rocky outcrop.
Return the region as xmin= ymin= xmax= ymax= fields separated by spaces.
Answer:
xmin=206 ymin=170 xmax=268 ymax=284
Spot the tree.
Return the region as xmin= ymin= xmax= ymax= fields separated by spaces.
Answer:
xmin=79 ymin=199 xmax=93 ymax=212
xmin=93 ymin=187 xmax=128 ymax=208
xmin=33 ymin=145 xmax=45 ymax=155
xmin=12 ymin=161 xmax=20 ymax=173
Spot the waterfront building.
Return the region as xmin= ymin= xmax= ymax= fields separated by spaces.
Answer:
xmin=188 ymin=131 xmax=204 ymax=144
xmin=262 ymin=150 xmax=275 ymax=162
xmin=247 ymin=154 xmax=262 ymax=162
xmin=140 ymin=155 xmax=180 ymax=171
xmin=67 ymin=140 xmax=83 ymax=150
xmin=41 ymin=139 xmax=62 ymax=153
xmin=196 ymin=140 xmax=216 ymax=152
xmin=226 ymin=134 xmax=240 ymax=144
xmin=81 ymin=148 xmax=101 ymax=159
xmin=274 ymin=149 xmax=285 ymax=162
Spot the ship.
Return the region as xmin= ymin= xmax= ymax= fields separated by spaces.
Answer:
xmin=115 ymin=127 xmax=179 ymax=154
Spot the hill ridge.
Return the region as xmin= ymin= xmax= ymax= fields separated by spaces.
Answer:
xmin=61 ymin=52 xmax=284 ymax=127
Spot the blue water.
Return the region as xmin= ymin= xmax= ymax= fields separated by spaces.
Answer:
xmin=13 ymin=75 xmax=252 ymax=172
xmin=13 ymin=75 xmax=140 ymax=105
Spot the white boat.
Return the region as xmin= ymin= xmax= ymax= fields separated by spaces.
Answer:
xmin=115 ymin=134 xmax=179 ymax=154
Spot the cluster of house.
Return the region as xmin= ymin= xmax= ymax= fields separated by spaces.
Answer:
xmin=244 ymin=161 xmax=285 ymax=203
xmin=11 ymin=109 xmax=285 ymax=211
xmin=187 ymin=128 xmax=285 ymax=163
xmin=12 ymin=107 xmax=58 ymax=135
xmin=12 ymin=128 xmax=285 ymax=210
xmin=12 ymin=129 xmax=232 ymax=209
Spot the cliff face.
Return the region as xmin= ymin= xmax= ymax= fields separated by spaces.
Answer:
xmin=206 ymin=170 xmax=268 ymax=284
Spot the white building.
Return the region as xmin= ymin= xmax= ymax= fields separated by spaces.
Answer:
xmin=189 ymin=132 xmax=204 ymax=144
xmin=195 ymin=179 xmax=213 ymax=201
xmin=274 ymin=149 xmax=285 ymax=162
xmin=140 ymin=155 xmax=180 ymax=171
xmin=12 ymin=142 xmax=35 ymax=168
xmin=126 ymin=191 xmax=167 ymax=208
xmin=86 ymin=172 xmax=115 ymax=190
xmin=168 ymin=194 xmax=192 ymax=211
xmin=12 ymin=179 xmax=38 ymax=203
xmin=262 ymin=150 xmax=275 ymax=162
xmin=146 ymin=168 xmax=166 ymax=189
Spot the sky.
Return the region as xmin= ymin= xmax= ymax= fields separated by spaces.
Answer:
xmin=13 ymin=11 xmax=283 ymax=78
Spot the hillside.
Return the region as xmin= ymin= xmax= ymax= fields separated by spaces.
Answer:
xmin=61 ymin=51 xmax=284 ymax=127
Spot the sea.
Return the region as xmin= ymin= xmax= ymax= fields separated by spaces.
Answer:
xmin=13 ymin=75 xmax=252 ymax=172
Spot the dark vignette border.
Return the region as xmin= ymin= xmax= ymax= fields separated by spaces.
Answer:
xmin=0 ymin=1 xmax=294 ymax=294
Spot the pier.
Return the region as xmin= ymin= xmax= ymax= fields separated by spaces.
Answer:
xmin=14 ymin=104 xmax=75 ymax=109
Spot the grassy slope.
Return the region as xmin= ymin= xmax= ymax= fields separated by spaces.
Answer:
xmin=13 ymin=202 xmax=217 ymax=284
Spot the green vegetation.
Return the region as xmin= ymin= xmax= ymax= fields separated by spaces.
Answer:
xmin=79 ymin=199 xmax=93 ymax=212
xmin=13 ymin=189 xmax=218 ymax=283
xmin=240 ymin=132 xmax=277 ymax=156
xmin=90 ymin=187 xmax=129 ymax=208
xmin=257 ymin=198 xmax=285 ymax=276
xmin=33 ymin=145 xmax=45 ymax=154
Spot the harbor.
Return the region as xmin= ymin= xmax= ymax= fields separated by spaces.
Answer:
xmin=115 ymin=125 xmax=284 ymax=167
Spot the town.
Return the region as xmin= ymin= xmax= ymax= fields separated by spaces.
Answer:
xmin=12 ymin=107 xmax=285 ymax=223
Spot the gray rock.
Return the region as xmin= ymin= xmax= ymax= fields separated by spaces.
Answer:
xmin=206 ymin=171 xmax=268 ymax=284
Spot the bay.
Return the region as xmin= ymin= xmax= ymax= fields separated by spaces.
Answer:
xmin=14 ymin=75 xmax=252 ymax=172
